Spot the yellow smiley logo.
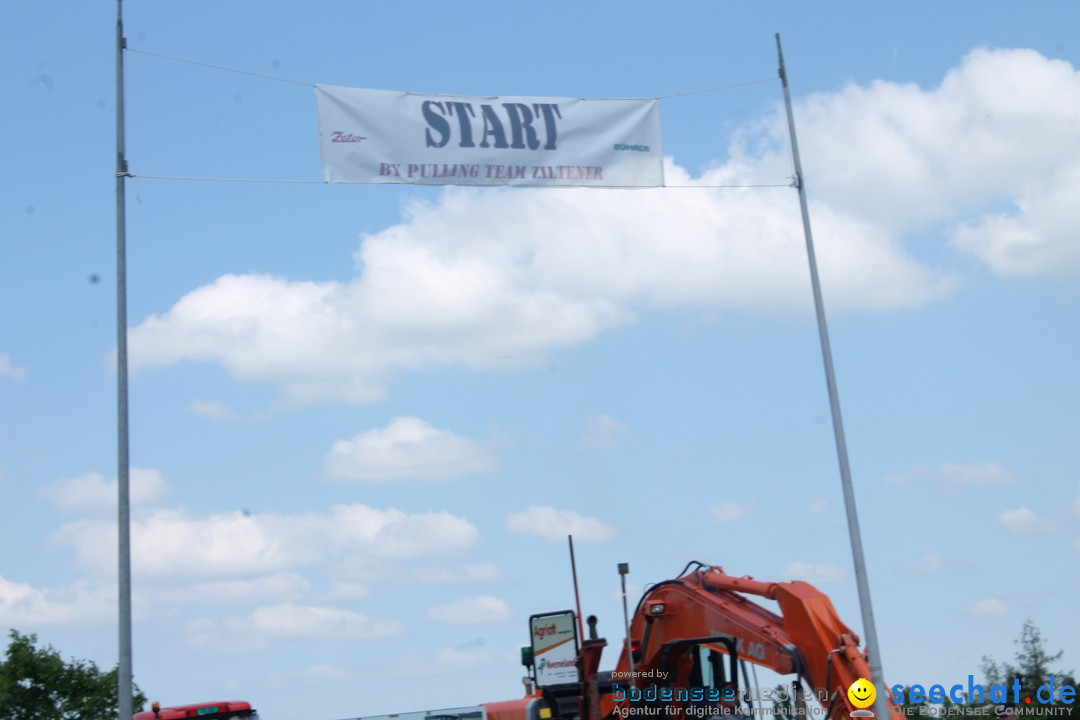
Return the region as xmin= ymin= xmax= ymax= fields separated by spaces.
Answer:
xmin=848 ymin=678 xmax=876 ymax=709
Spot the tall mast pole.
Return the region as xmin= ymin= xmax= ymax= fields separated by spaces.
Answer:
xmin=116 ymin=0 xmax=133 ymax=718
xmin=774 ymin=34 xmax=888 ymax=720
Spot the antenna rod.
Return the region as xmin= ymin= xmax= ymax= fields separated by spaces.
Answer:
xmin=568 ymin=535 xmax=584 ymax=640
xmin=774 ymin=33 xmax=888 ymax=720
xmin=116 ymin=1 xmax=133 ymax=718
xmin=618 ymin=562 xmax=634 ymax=677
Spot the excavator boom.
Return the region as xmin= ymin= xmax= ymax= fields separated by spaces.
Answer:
xmin=509 ymin=562 xmax=899 ymax=720
xmin=617 ymin=563 xmax=897 ymax=718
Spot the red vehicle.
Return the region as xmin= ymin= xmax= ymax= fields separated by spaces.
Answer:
xmin=133 ymin=700 xmax=258 ymax=720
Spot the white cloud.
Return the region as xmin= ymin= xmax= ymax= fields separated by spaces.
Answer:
xmin=249 ymin=603 xmax=402 ymax=638
xmin=261 ymin=664 xmax=356 ymax=690
xmin=329 ymin=582 xmax=372 ymax=600
xmin=125 ymin=49 xmax=1080 ymax=404
xmin=0 ymin=354 xmax=27 ymax=381
xmin=997 ymin=507 xmax=1057 ymax=535
xmin=951 ymin=144 xmax=1080 ymax=277
xmin=325 ymin=416 xmax=497 ymax=481
xmin=781 ymin=562 xmax=847 ymax=584
xmin=790 ymin=48 xmax=1080 ymax=275
xmin=971 ymin=598 xmax=1008 ymax=617
xmin=414 ymin=562 xmax=502 ymax=584
xmin=578 ymin=414 xmax=627 ymax=450
xmin=166 ymin=572 xmax=312 ymax=605
xmin=187 ymin=603 xmax=402 ymax=653
xmin=378 ymin=646 xmax=494 ymax=678
xmin=807 ymin=498 xmax=830 ymax=514
xmin=708 ymin=501 xmax=754 ymax=523
xmin=883 ymin=465 xmax=928 ymax=486
xmin=1074 ymin=538 xmax=1080 ymax=554
xmin=37 ymin=468 xmax=170 ymax=513
xmin=427 ymin=595 xmax=511 ymax=624
xmin=189 ymin=399 xmax=239 ymax=421
xmin=126 ymin=183 xmax=949 ymax=404
xmin=56 ymin=503 xmax=478 ymax=579
xmin=938 ymin=462 xmax=1015 ymax=487
xmin=898 ymin=553 xmax=946 ymax=575
xmin=0 ymin=576 xmax=113 ymax=626
xmin=884 ymin=461 xmax=1015 ymax=494
xmin=506 ymin=506 xmax=616 ymax=542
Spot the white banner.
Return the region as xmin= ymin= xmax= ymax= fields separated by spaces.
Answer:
xmin=315 ymin=85 xmax=663 ymax=187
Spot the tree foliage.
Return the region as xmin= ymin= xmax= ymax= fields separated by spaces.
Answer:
xmin=0 ymin=630 xmax=146 ymax=720
xmin=981 ymin=620 xmax=1077 ymax=709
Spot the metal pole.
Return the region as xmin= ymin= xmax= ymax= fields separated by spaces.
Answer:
xmin=617 ymin=563 xmax=634 ymax=677
xmin=568 ymin=536 xmax=585 ymax=641
xmin=116 ymin=1 xmax=133 ymax=718
xmin=774 ymin=34 xmax=888 ymax=720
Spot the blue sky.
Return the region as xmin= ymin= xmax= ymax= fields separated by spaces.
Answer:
xmin=2 ymin=2 xmax=1079 ymax=719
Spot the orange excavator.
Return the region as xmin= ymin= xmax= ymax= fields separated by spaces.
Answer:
xmin=483 ymin=562 xmax=900 ymax=720
xmin=143 ymin=562 xmax=899 ymax=720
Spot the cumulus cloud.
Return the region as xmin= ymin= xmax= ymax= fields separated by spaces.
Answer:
xmin=997 ymin=507 xmax=1057 ymax=535
xmin=578 ymin=414 xmax=628 ymax=450
xmin=937 ymin=462 xmax=1016 ymax=487
xmin=971 ymin=598 xmax=1008 ymax=617
xmin=0 ymin=576 xmax=113 ymax=626
xmin=188 ymin=399 xmax=240 ymax=421
xmin=261 ymin=663 xmax=356 ymax=690
xmin=781 ymin=562 xmax=847 ymax=584
xmin=166 ymin=572 xmax=312 ymax=605
xmin=0 ymin=354 xmax=27 ymax=380
xmin=125 ymin=49 xmax=1080 ymax=405
xmin=708 ymin=501 xmax=754 ymax=523
xmin=248 ymin=603 xmax=402 ymax=638
xmin=789 ymin=48 xmax=1080 ymax=274
xmin=126 ymin=184 xmax=946 ymax=405
xmin=379 ymin=646 xmax=495 ymax=678
xmin=325 ymin=416 xmax=497 ymax=481
xmin=329 ymin=582 xmax=372 ymax=600
xmin=37 ymin=468 xmax=171 ymax=513
xmin=187 ymin=603 xmax=402 ymax=653
xmin=884 ymin=461 xmax=1015 ymax=494
xmin=897 ymin=553 xmax=947 ymax=575
xmin=427 ymin=595 xmax=511 ymax=624
xmin=414 ymin=562 xmax=502 ymax=584
xmin=55 ymin=503 xmax=478 ymax=579
xmin=506 ymin=506 xmax=616 ymax=542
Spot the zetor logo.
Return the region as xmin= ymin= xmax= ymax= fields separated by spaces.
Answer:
xmin=534 ymin=623 xmax=559 ymax=639
xmin=331 ymin=131 xmax=366 ymax=143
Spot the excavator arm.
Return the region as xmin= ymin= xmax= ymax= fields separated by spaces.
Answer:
xmin=608 ymin=562 xmax=899 ymax=720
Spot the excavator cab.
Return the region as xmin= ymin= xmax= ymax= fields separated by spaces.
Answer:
xmin=648 ymin=635 xmax=743 ymax=717
xmin=688 ymin=641 xmax=739 ymax=701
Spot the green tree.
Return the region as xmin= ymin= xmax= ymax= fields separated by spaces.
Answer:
xmin=981 ymin=620 xmax=1078 ymax=710
xmin=0 ymin=630 xmax=146 ymax=720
